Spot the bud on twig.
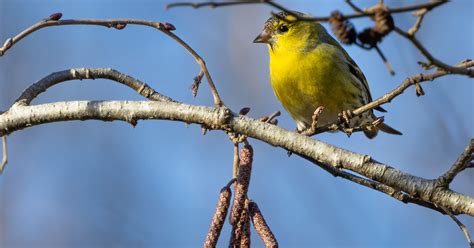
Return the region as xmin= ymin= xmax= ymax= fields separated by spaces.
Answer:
xmin=239 ymin=107 xmax=250 ymax=116
xmin=46 ymin=12 xmax=63 ymax=21
xmin=163 ymin=22 xmax=176 ymax=31
xmin=113 ymin=23 xmax=127 ymax=30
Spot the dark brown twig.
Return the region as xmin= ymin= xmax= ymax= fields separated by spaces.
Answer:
xmin=437 ymin=139 xmax=474 ymax=187
xmin=249 ymin=201 xmax=278 ymax=248
xmin=167 ymin=0 xmax=447 ymax=22
xmin=0 ymin=16 xmax=224 ymax=106
xmin=296 ymin=153 xmax=447 ymax=214
xmin=394 ymin=27 xmax=473 ymax=77
xmin=374 ymin=45 xmax=395 ymax=75
xmin=351 ymin=60 xmax=474 ymax=117
xmin=204 ymin=179 xmax=236 ymax=248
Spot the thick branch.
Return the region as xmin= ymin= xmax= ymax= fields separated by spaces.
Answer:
xmin=0 ymin=100 xmax=472 ymax=216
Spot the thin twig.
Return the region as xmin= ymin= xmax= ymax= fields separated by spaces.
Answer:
xmin=0 ymin=136 xmax=7 ymax=174
xmin=394 ymin=27 xmax=473 ymax=77
xmin=232 ymin=143 xmax=240 ymax=179
xmin=408 ymin=8 xmax=428 ymax=36
xmin=0 ymin=17 xmax=224 ymax=106
xmin=437 ymin=139 xmax=474 ymax=187
xmin=167 ymin=0 xmax=447 ymax=22
xmin=374 ymin=45 xmax=395 ymax=75
xmin=264 ymin=111 xmax=281 ymax=124
xmin=296 ymin=153 xmax=447 ymax=214
xmin=437 ymin=204 xmax=474 ymax=248
xmin=345 ymin=0 xmax=365 ymax=14
xmin=352 ymin=60 xmax=474 ymax=116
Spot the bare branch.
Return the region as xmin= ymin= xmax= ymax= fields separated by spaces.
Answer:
xmin=437 ymin=139 xmax=474 ymax=187
xmin=408 ymin=8 xmax=428 ymax=36
xmin=15 ymin=68 xmax=173 ymax=106
xmin=0 ymin=16 xmax=224 ymax=106
xmin=374 ymin=45 xmax=395 ymax=75
xmin=351 ymin=60 xmax=474 ymax=116
xmin=0 ymin=100 xmax=472 ymax=216
xmin=0 ymin=64 xmax=472 ymax=215
xmin=167 ymin=0 xmax=447 ymax=22
xmin=394 ymin=27 xmax=474 ymax=77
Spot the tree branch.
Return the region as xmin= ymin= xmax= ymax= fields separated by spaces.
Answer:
xmin=1 ymin=66 xmax=471 ymax=216
xmin=167 ymin=0 xmax=447 ymax=21
xmin=437 ymin=139 xmax=474 ymax=187
xmin=351 ymin=60 xmax=474 ymax=116
xmin=0 ymin=16 xmax=224 ymax=106
xmin=15 ymin=68 xmax=174 ymax=106
xmin=394 ymin=27 xmax=473 ymax=77
xmin=0 ymin=100 xmax=472 ymax=216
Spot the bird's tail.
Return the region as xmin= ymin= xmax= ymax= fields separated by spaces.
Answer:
xmin=364 ymin=123 xmax=402 ymax=139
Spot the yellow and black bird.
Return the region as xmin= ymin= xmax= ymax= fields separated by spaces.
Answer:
xmin=254 ymin=12 xmax=401 ymax=138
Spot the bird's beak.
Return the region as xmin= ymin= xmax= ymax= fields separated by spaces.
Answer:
xmin=253 ymin=30 xmax=271 ymax=44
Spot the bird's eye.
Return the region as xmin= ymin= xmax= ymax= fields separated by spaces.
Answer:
xmin=278 ymin=25 xmax=289 ymax=33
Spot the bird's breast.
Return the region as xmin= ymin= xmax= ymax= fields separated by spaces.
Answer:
xmin=268 ymin=45 xmax=361 ymax=128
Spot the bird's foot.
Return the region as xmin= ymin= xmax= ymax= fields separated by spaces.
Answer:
xmin=299 ymin=106 xmax=325 ymax=136
xmin=337 ymin=109 xmax=354 ymax=128
xmin=337 ymin=109 xmax=356 ymax=137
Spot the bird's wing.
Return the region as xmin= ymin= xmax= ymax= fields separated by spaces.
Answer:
xmin=327 ymin=38 xmax=387 ymax=113
xmin=345 ymin=58 xmax=387 ymax=112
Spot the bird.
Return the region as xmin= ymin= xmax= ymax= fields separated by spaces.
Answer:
xmin=253 ymin=11 xmax=401 ymax=138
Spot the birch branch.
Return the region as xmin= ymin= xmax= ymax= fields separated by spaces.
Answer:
xmin=0 ymin=100 xmax=472 ymax=216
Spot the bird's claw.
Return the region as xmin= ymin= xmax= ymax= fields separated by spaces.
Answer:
xmin=299 ymin=106 xmax=325 ymax=136
xmin=337 ymin=109 xmax=354 ymax=128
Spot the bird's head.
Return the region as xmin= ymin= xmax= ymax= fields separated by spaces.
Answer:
xmin=254 ymin=11 xmax=325 ymax=52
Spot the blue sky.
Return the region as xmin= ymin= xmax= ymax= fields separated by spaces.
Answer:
xmin=0 ymin=0 xmax=473 ymax=247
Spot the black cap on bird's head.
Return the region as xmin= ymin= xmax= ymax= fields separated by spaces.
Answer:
xmin=253 ymin=11 xmax=305 ymax=45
